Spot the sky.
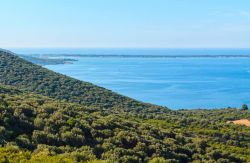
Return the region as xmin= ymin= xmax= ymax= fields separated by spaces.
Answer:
xmin=1 ymin=0 xmax=250 ymax=48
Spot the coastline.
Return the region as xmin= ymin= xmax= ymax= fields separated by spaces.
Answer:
xmin=38 ymin=54 xmax=250 ymax=58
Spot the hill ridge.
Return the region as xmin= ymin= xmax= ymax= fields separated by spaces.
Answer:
xmin=0 ymin=49 xmax=168 ymax=113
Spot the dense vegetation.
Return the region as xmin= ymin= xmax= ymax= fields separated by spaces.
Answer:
xmin=0 ymin=84 xmax=249 ymax=162
xmin=0 ymin=50 xmax=250 ymax=162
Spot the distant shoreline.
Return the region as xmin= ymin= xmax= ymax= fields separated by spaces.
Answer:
xmin=37 ymin=54 xmax=250 ymax=58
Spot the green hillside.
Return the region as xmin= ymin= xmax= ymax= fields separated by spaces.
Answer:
xmin=0 ymin=50 xmax=167 ymax=114
xmin=0 ymin=50 xmax=250 ymax=162
xmin=0 ymin=84 xmax=249 ymax=162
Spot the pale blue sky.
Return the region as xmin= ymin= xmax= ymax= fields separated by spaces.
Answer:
xmin=1 ymin=0 xmax=250 ymax=48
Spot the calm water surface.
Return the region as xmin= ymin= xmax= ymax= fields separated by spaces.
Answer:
xmin=10 ymin=48 xmax=250 ymax=109
xmin=44 ymin=57 xmax=250 ymax=109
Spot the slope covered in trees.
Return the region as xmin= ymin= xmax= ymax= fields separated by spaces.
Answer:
xmin=0 ymin=50 xmax=167 ymax=114
xmin=0 ymin=84 xmax=249 ymax=162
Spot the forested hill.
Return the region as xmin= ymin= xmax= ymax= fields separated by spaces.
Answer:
xmin=0 ymin=84 xmax=249 ymax=162
xmin=0 ymin=49 xmax=167 ymax=113
xmin=1 ymin=84 xmax=177 ymax=162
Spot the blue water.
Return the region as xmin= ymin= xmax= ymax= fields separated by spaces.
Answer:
xmin=10 ymin=48 xmax=250 ymax=109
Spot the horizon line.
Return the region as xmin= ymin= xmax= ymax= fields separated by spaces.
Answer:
xmin=5 ymin=47 xmax=250 ymax=49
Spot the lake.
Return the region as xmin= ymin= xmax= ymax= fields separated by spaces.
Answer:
xmin=11 ymin=48 xmax=250 ymax=109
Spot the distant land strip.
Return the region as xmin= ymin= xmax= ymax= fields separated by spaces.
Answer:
xmin=19 ymin=55 xmax=77 ymax=65
xmin=40 ymin=54 xmax=250 ymax=58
